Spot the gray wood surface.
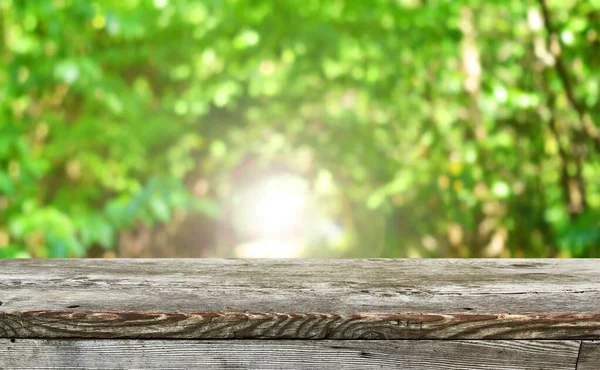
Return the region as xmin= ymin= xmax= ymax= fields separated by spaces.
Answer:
xmin=577 ymin=341 xmax=600 ymax=370
xmin=0 ymin=339 xmax=581 ymax=370
xmin=1 ymin=259 xmax=600 ymax=339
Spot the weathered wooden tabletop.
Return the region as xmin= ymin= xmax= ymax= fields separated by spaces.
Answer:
xmin=1 ymin=259 xmax=599 ymax=369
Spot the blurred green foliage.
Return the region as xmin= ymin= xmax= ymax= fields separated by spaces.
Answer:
xmin=0 ymin=0 xmax=599 ymax=258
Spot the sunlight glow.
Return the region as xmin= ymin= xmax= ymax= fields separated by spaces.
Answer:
xmin=253 ymin=185 xmax=306 ymax=237
xmin=232 ymin=174 xmax=309 ymax=257
xmin=235 ymin=239 xmax=303 ymax=258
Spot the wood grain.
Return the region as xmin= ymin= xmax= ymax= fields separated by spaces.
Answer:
xmin=1 ymin=259 xmax=600 ymax=339
xmin=577 ymin=341 xmax=600 ymax=370
xmin=0 ymin=339 xmax=581 ymax=370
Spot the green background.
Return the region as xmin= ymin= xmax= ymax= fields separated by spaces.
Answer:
xmin=0 ymin=0 xmax=599 ymax=258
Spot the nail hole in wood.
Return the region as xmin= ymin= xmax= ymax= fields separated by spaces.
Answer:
xmin=10 ymin=338 xmax=15 ymax=343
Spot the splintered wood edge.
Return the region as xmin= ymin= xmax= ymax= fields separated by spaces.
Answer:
xmin=3 ymin=311 xmax=600 ymax=339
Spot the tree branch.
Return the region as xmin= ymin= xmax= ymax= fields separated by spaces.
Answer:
xmin=537 ymin=0 xmax=600 ymax=153
xmin=542 ymin=69 xmax=587 ymax=216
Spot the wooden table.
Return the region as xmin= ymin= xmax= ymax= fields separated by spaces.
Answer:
xmin=1 ymin=259 xmax=599 ymax=369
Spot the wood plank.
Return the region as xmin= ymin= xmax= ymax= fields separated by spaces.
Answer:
xmin=1 ymin=259 xmax=600 ymax=339
xmin=0 ymin=339 xmax=581 ymax=370
xmin=577 ymin=341 xmax=600 ymax=370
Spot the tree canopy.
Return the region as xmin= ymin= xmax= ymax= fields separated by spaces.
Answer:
xmin=0 ymin=0 xmax=599 ymax=258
